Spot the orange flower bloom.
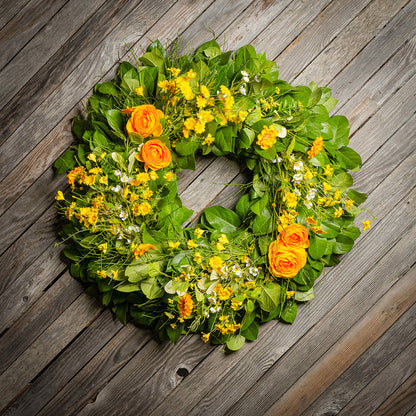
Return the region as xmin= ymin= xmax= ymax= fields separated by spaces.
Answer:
xmin=256 ymin=125 xmax=278 ymax=150
xmin=126 ymin=104 xmax=164 ymax=138
xmin=133 ymin=243 xmax=156 ymax=259
xmin=178 ymin=293 xmax=193 ymax=318
xmin=307 ymin=136 xmax=324 ymax=159
xmin=278 ymin=223 xmax=309 ymax=249
xmin=137 ymin=139 xmax=172 ymax=171
xmin=268 ymin=240 xmax=307 ymax=278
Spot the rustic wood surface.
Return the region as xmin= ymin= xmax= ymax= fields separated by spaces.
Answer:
xmin=0 ymin=0 xmax=415 ymax=415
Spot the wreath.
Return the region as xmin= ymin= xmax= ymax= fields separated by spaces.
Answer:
xmin=54 ymin=39 xmax=370 ymax=351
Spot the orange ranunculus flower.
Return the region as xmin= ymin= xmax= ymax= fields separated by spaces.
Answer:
xmin=137 ymin=139 xmax=172 ymax=171
xmin=268 ymin=240 xmax=307 ymax=279
xmin=126 ymin=104 xmax=164 ymax=137
xmin=178 ymin=293 xmax=194 ymax=318
xmin=278 ymin=223 xmax=309 ymax=249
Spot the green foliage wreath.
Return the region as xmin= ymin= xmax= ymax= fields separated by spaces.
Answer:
xmin=54 ymin=39 xmax=370 ymax=351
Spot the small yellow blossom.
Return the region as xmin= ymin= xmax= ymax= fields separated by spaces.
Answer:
xmin=201 ymin=332 xmax=210 ymax=343
xmin=55 ymin=191 xmax=65 ymax=201
xmin=362 ymin=220 xmax=371 ymax=230
xmin=186 ymin=69 xmax=197 ymax=79
xmin=286 ymin=291 xmax=295 ymax=299
xmin=218 ymin=234 xmax=229 ymax=245
xmin=187 ymin=240 xmax=199 ymax=249
xmin=169 ymin=241 xmax=181 ymax=250
xmin=209 ymin=256 xmax=224 ymax=271
xmin=345 ymin=200 xmax=354 ymax=210
xmin=323 ymin=164 xmax=333 ymax=177
xmin=193 ymin=252 xmax=202 ymax=264
xmin=323 ymin=182 xmax=332 ymax=194
xmin=334 ymin=207 xmax=344 ymax=218
xmin=141 ymin=189 xmax=154 ymax=200
xmin=167 ymin=67 xmax=181 ymax=77
xmin=310 ymin=226 xmax=326 ymax=234
xmin=98 ymin=243 xmax=108 ymax=253
xmin=283 ymin=192 xmax=298 ymax=208
xmin=200 ymin=85 xmax=210 ymax=98
xmin=164 ymin=171 xmax=176 ymax=182
xmin=111 ymin=270 xmax=119 ymax=280
xmin=306 ymin=216 xmax=318 ymax=225
xmin=202 ymin=133 xmax=215 ymax=146
xmin=99 ymin=175 xmax=108 ymax=185
xmin=135 ymin=86 xmax=144 ymax=96
xmin=308 ymin=136 xmax=324 ymax=159
xmin=87 ymin=153 xmax=96 ymax=162
xmin=194 ymin=228 xmax=205 ymax=238
xmin=216 ymin=243 xmax=225 ymax=252
xmin=165 ymin=311 xmax=175 ymax=319
xmin=132 ymin=202 xmax=152 ymax=216
xmin=96 ymin=270 xmax=107 ymax=278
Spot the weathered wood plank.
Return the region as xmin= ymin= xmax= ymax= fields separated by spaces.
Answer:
xmin=262 ymin=265 xmax=416 ymax=416
xmin=0 ymin=0 xmax=107 ymax=112
xmin=0 ymin=272 xmax=81 ymax=374
xmin=0 ymin=0 xmax=67 ymax=71
xmin=327 ymin=0 xmax=415 ymax=101
xmin=303 ymin=300 xmax=416 ymax=415
xmin=220 ymin=149 xmax=416 ymax=416
xmin=177 ymin=0 xmax=254 ymax=50
xmin=337 ymin=337 xmax=416 ymax=416
xmin=36 ymin=324 xmax=151 ymax=416
xmin=0 ymin=243 xmax=67 ymax=334
xmin=250 ymin=0 xmax=332 ymax=60
xmin=0 ymin=0 xmax=168 ymax=145
xmin=3 ymin=309 xmax=124 ymax=416
xmin=294 ymin=0 xmax=413 ymax=87
xmin=339 ymin=33 xmax=416 ymax=131
xmin=0 ymin=291 xmax=102 ymax=411
xmin=348 ymin=73 xmax=416 ymax=164
xmin=0 ymin=205 xmax=57 ymax=295
xmin=186 ymin=220 xmax=416 ymax=416
xmin=371 ymin=372 xmax=416 ymax=416
xmin=74 ymin=332 xmax=214 ymax=416
xmin=208 ymin=0 xmax=293 ymax=51
xmin=0 ymin=0 xmax=209 ymax=182
xmin=141 ymin=158 xmax=416 ymax=416
xmin=0 ymin=170 xmax=66 ymax=257
xmin=275 ymin=0 xmax=372 ymax=81
xmin=0 ymin=0 xmax=31 ymax=29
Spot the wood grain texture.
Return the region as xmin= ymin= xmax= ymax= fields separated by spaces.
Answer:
xmin=371 ymin=371 xmax=416 ymax=416
xmin=264 ymin=265 xmax=416 ymax=416
xmin=0 ymin=0 xmax=414 ymax=414
xmin=303 ymin=299 xmax=416 ymax=415
xmin=0 ymin=0 xmax=67 ymax=71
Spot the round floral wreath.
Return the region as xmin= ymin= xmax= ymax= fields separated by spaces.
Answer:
xmin=54 ymin=39 xmax=370 ymax=351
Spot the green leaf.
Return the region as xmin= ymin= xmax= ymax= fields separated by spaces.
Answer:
xmin=309 ymin=235 xmax=327 ymax=260
xmin=114 ymin=303 xmax=128 ymax=325
xmin=337 ymin=146 xmax=362 ymax=171
xmin=295 ymin=288 xmax=314 ymax=302
xmin=347 ymin=189 xmax=367 ymax=204
xmin=139 ymin=49 xmax=166 ymax=74
xmin=97 ymin=82 xmax=118 ymax=96
xmin=236 ymin=194 xmax=250 ymax=219
xmin=242 ymin=320 xmax=259 ymax=341
xmin=333 ymin=172 xmax=353 ymax=191
xmin=141 ymin=277 xmax=164 ymax=299
xmin=92 ymin=131 xmax=109 ymax=149
xmin=333 ymin=234 xmax=354 ymax=254
xmin=106 ymin=110 xmax=124 ymax=132
xmin=226 ymin=334 xmax=246 ymax=351
xmin=329 ymin=115 xmax=350 ymax=148
xmin=203 ymin=206 xmax=241 ymax=233
xmin=258 ymin=282 xmax=281 ymax=312
xmin=54 ymin=150 xmax=76 ymax=174
xmin=116 ymin=282 xmax=141 ymax=293
xmin=175 ymin=138 xmax=200 ymax=156
xmin=125 ymin=262 xmax=150 ymax=282
xmin=281 ymin=302 xmax=297 ymax=323
xmin=167 ymin=324 xmax=184 ymax=344
xmin=252 ymin=209 xmax=272 ymax=235
xmin=123 ymin=77 xmax=141 ymax=93
xmin=238 ymin=128 xmax=255 ymax=149
xmin=250 ymin=194 xmax=269 ymax=216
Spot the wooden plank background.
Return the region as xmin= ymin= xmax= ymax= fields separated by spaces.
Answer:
xmin=0 ymin=0 xmax=415 ymax=415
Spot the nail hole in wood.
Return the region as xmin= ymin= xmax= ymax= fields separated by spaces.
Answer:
xmin=177 ymin=367 xmax=189 ymax=377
